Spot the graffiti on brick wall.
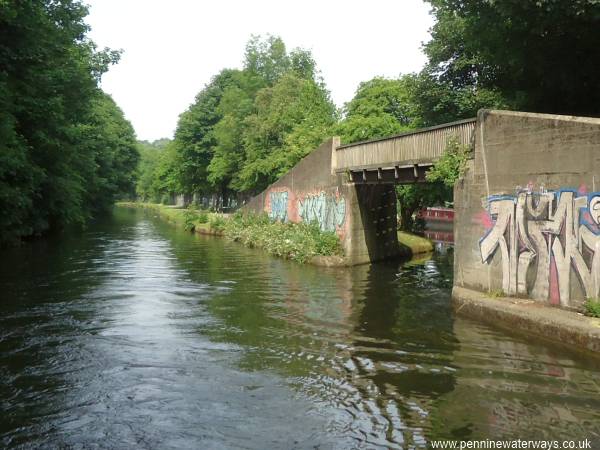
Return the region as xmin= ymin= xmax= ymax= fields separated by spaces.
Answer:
xmin=298 ymin=192 xmax=346 ymax=232
xmin=269 ymin=191 xmax=288 ymax=222
xmin=479 ymin=187 xmax=600 ymax=305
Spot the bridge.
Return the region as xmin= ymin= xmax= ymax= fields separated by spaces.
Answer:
xmin=245 ymin=116 xmax=478 ymax=265
xmin=333 ymin=118 xmax=475 ymax=184
xmin=245 ymin=110 xmax=600 ymax=312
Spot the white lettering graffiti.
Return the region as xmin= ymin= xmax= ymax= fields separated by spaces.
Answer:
xmin=480 ymin=190 xmax=600 ymax=306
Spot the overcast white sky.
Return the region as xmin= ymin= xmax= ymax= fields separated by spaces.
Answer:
xmin=85 ymin=0 xmax=434 ymax=142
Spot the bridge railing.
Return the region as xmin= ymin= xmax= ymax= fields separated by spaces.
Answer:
xmin=333 ymin=118 xmax=476 ymax=172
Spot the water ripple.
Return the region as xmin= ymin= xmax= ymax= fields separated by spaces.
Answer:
xmin=1 ymin=208 xmax=599 ymax=448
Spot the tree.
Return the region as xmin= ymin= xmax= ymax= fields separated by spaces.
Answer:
xmin=0 ymin=0 xmax=138 ymax=245
xmin=136 ymin=139 xmax=170 ymax=202
xmin=77 ymin=92 xmax=139 ymax=210
xmin=207 ymin=71 xmax=259 ymax=204
xmin=337 ymin=77 xmax=419 ymax=144
xmin=408 ymin=72 xmax=507 ymax=127
xmin=172 ymin=69 xmax=238 ymax=196
xmin=244 ymin=35 xmax=290 ymax=86
xmin=421 ymin=0 xmax=600 ymax=118
xmin=238 ymin=72 xmax=336 ymax=193
xmin=151 ymin=142 xmax=180 ymax=204
xmin=166 ymin=35 xmax=335 ymax=203
xmin=171 ymin=36 xmax=301 ymax=203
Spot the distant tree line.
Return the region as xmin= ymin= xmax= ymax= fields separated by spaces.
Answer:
xmin=0 ymin=1 xmax=139 ymax=246
xmin=138 ymin=0 xmax=599 ymax=223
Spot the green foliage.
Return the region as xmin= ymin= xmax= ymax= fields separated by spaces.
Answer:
xmin=408 ymin=71 xmax=508 ymax=127
xmin=144 ymin=35 xmax=336 ymax=203
xmin=238 ymin=72 xmax=336 ymax=192
xmin=397 ymin=137 xmax=472 ymax=232
xmin=207 ymin=71 xmax=258 ymax=194
xmin=337 ymin=76 xmax=418 ymax=144
xmin=420 ymin=0 xmax=600 ymax=120
xmin=181 ymin=206 xmax=208 ymax=231
xmin=209 ymin=215 xmax=226 ymax=231
xmin=244 ymin=35 xmax=290 ymax=85
xmin=136 ymin=139 xmax=170 ymax=202
xmin=0 ymin=1 xmax=138 ymax=245
xmin=346 ymin=77 xmax=418 ymax=126
xmin=221 ymin=213 xmax=342 ymax=263
xmin=173 ymin=69 xmax=239 ymax=197
xmin=311 ymin=224 xmax=343 ymax=257
xmin=160 ymin=194 xmax=172 ymax=205
xmin=584 ymin=299 xmax=600 ymax=318
xmin=426 ymin=136 xmax=471 ymax=187
xmin=197 ymin=211 xmax=209 ymax=224
xmin=151 ymin=141 xmax=180 ymax=200
xmin=396 ymin=183 xmax=450 ymax=232
xmin=78 ymin=93 xmax=139 ymax=209
xmin=486 ymin=289 xmax=505 ymax=299
xmin=183 ymin=206 xmax=199 ymax=231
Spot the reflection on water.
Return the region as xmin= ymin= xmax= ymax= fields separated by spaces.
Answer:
xmin=1 ymin=207 xmax=599 ymax=449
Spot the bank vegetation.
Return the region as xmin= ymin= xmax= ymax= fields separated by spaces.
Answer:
xmin=120 ymin=202 xmax=343 ymax=264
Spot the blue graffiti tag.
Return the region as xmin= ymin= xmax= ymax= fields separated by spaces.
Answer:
xmin=298 ymin=192 xmax=345 ymax=232
xmin=269 ymin=191 xmax=288 ymax=222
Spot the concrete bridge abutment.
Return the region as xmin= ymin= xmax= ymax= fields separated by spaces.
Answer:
xmin=453 ymin=110 xmax=600 ymax=310
xmin=243 ymin=138 xmax=405 ymax=265
xmin=347 ymin=184 xmax=401 ymax=264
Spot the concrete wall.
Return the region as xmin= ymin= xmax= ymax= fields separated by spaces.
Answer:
xmin=243 ymin=138 xmax=402 ymax=264
xmin=454 ymin=110 xmax=600 ymax=310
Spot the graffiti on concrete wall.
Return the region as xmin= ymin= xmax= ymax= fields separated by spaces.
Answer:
xmin=479 ymin=187 xmax=600 ymax=305
xmin=269 ymin=191 xmax=288 ymax=222
xmin=298 ymin=192 xmax=346 ymax=232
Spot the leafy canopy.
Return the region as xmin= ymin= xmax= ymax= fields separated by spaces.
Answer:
xmin=0 ymin=0 xmax=139 ymax=245
xmin=421 ymin=0 xmax=600 ymax=119
xmin=337 ymin=77 xmax=419 ymax=144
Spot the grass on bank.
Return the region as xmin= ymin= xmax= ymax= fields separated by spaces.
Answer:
xmin=118 ymin=202 xmax=211 ymax=230
xmin=486 ymin=289 xmax=505 ymax=299
xmin=117 ymin=203 xmax=435 ymax=264
xmin=117 ymin=203 xmax=343 ymax=264
xmin=584 ymin=298 xmax=600 ymax=318
xmin=221 ymin=212 xmax=343 ymax=263
xmin=397 ymin=231 xmax=433 ymax=256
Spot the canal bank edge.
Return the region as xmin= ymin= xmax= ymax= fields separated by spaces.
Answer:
xmin=452 ymin=286 xmax=600 ymax=355
xmin=116 ymin=202 xmax=433 ymax=266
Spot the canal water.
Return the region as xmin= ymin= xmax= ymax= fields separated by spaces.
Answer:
xmin=1 ymin=207 xmax=599 ymax=449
